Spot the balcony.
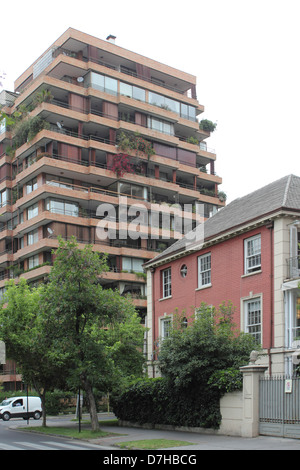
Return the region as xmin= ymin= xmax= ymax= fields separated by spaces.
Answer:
xmin=51 ymin=46 xmax=197 ymax=98
xmin=287 ymin=256 xmax=300 ymax=279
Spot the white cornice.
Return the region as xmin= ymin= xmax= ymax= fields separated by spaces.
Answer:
xmin=145 ymin=209 xmax=300 ymax=269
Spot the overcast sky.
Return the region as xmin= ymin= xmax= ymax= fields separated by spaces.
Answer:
xmin=1 ymin=0 xmax=299 ymax=203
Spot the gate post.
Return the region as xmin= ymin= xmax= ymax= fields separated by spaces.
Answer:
xmin=240 ymin=358 xmax=268 ymax=438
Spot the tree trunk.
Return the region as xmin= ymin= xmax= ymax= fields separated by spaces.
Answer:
xmin=83 ymin=378 xmax=99 ymax=431
xmin=41 ymin=390 xmax=47 ymax=427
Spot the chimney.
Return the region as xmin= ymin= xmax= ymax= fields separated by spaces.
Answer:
xmin=106 ymin=35 xmax=116 ymax=44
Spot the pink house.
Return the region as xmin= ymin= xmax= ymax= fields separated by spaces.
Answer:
xmin=145 ymin=175 xmax=300 ymax=376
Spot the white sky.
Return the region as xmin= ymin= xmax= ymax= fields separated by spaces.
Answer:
xmin=1 ymin=0 xmax=299 ymax=203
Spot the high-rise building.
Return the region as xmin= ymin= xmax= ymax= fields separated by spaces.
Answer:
xmin=0 ymin=28 xmax=224 ymax=389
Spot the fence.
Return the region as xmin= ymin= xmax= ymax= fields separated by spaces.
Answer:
xmin=259 ymin=375 xmax=300 ymax=438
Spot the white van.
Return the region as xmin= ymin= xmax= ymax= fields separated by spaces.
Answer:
xmin=0 ymin=396 xmax=42 ymax=421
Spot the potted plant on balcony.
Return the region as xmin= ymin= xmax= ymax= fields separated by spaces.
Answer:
xmin=199 ymin=119 xmax=217 ymax=132
xmin=218 ymin=191 xmax=227 ymax=202
xmin=34 ymin=89 xmax=54 ymax=106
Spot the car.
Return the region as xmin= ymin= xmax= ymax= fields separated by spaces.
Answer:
xmin=0 ymin=396 xmax=42 ymax=421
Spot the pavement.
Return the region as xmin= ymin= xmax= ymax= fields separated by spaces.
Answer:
xmin=9 ymin=413 xmax=300 ymax=450
xmin=91 ymin=421 xmax=300 ymax=451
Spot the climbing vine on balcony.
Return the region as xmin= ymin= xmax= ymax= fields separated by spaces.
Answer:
xmin=117 ymin=131 xmax=155 ymax=160
xmin=2 ymin=88 xmax=53 ymax=158
xmin=109 ymin=153 xmax=134 ymax=178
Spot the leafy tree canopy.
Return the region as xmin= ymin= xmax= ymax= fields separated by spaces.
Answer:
xmin=158 ymin=302 xmax=258 ymax=392
xmin=0 ymin=237 xmax=146 ymax=430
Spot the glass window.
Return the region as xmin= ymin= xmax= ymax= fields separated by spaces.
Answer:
xmin=0 ymin=119 xmax=6 ymax=135
xmin=105 ymin=77 xmax=118 ymax=96
xmin=27 ymin=203 xmax=38 ymax=220
xmin=198 ymin=253 xmax=211 ymax=288
xmin=0 ymin=189 xmax=9 ymax=207
xmin=149 ymin=92 xmax=164 ymax=107
xmin=286 ymin=289 xmax=300 ymax=348
xmin=47 ymin=199 xmax=63 ymax=214
xmin=46 ymin=175 xmax=72 ymax=188
xmin=244 ymin=234 xmax=261 ymax=274
xmin=147 ymin=117 xmax=174 ymax=136
xmin=131 ymin=185 xmax=144 ymax=199
xmin=122 ymin=257 xmax=144 ymax=272
xmin=46 ymin=198 xmax=78 ymax=217
xmin=120 ymin=83 xmax=145 ymax=101
xmin=119 ymin=183 xmax=144 ymax=199
xmin=148 ymin=92 xmax=180 ymax=114
xmin=26 ymin=177 xmax=38 ymax=194
xmin=161 ymin=317 xmax=171 ymax=339
xmin=181 ymin=103 xmax=188 ymax=119
xmin=163 ymin=121 xmax=173 ymax=135
xmin=180 ymin=103 xmax=196 ymax=121
xmin=0 ymin=287 xmax=6 ymax=301
xmin=180 ymin=264 xmax=188 ymax=278
xmin=245 ymin=298 xmax=261 ymax=344
xmin=149 ymin=117 xmax=162 ymax=132
xmin=28 ymin=254 xmax=39 ymax=270
xmin=28 ymin=228 xmax=38 ymax=246
xmin=65 ymin=202 xmax=78 ymax=217
xmin=165 ymin=97 xmax=179 ymax=114
xmin=188 ymin=106 xmax=196 ymax=121
xmin=122 ymin=257 xmax=132 ymax=271
xmin=132 ymin=86 xmax=145 ymax=101
xmin=119 ymin=183 xmax=132 ymax=196
xmin=90 ymin=72 xmax=105 ymax=92
xmin=162 ymin=267 xmax=172 ymax=298
xmin=120 ymin=82 xmax=132 ymax=98
xmin=132 ymin=258 xmax=144 ymax=272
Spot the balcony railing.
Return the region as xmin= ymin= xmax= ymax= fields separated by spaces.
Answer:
xmin=17 ymin=152 xmax=219 ymax=200
xmin=287 ymin=256 xmax=300 ymax=279
xmin=53 ymin=47 xmax=189 ymax=96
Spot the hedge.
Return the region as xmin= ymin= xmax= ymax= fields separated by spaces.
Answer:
xmin=111 ymin=377 xmax=222 ymax=429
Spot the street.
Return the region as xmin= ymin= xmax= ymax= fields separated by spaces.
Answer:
xmin=1 ymin=413 xmax=300 ymax=452
xmin=0 ymin=415 xmax=114 ymax=451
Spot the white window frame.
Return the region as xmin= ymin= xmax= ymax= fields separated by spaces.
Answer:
xmin=285 ymin=288 xmax=300 ymax=349
xmin=27 ymin=228 xmax=39 ymax=246
xmin=197 ymin=253 xmax=211 ymax=288
xmin=244 ymin=297 xmax=262 ymax=345
xmin=28 ymin=254 xmax=39 ymax=270
xmin=162 ymin=267 xmax=172 ymax=298
xmin=160 ymin=316 xmax=172 ymax=340
xmin=244 ymin=234 xmax=261 ymax=274
xmin=26 ymin=177 xmax=38 ymax=194
xmin=27 ymin=203 xmax=38 ymax=220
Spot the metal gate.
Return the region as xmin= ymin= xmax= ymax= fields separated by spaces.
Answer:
xmin=259 ymin=376 xmax=300 ymax=438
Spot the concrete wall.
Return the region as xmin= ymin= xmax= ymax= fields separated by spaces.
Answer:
xmin=219 ymin=391 xmax=243 ymax=436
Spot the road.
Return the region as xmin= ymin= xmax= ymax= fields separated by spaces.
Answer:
xmin=0 ymin=414 xmax=115 ymax=451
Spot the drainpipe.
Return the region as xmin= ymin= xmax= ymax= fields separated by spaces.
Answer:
xmin=266 ymin=220 xmax=274 ymax=375
xmin=150 ymin=266 xmax=156 ymax=378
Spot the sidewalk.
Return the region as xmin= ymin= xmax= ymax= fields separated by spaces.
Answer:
xmin=10 ymin=413 xmax=300 ymax=450
xmin=91 ymin=422 xmax=300 ymax=450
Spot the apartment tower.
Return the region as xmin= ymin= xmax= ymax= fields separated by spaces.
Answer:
xmin=0 ymin=28 xmax=223 ymax=388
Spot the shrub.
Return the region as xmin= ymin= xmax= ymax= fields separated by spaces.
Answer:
xmin=109 ymin=153 xmax=133 ymax=178
xmin=111 ymin=377 xmax=222 ymax=429
xmin=13 ymin=116 xmax=50 ymax=148
xmin=112 ymin=303 xmax=257 ymax=430
xmin=199 ymin=119 xmax=217 ymax=132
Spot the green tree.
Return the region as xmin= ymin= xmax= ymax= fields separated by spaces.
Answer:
xmin=158 ymin=302 xmax=258 ymax=391
xmin=112 ymin=302 xmax=258 ymax=429
xmin=0 ymin=278 xmax=66 ymax=426
xmin=41 ymin=237 xmax=145 ymax=431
